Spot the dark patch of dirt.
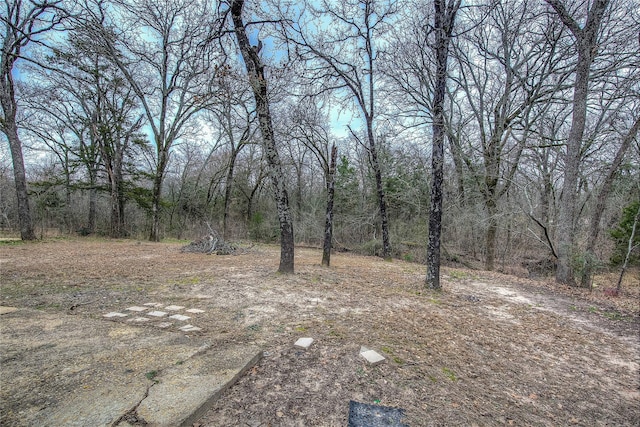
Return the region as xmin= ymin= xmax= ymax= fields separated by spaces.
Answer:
xmin=1 ymin=239 xmax=638 ymax=426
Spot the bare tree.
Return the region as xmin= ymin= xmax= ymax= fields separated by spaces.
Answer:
xmin=544 ymin=0 xmax=611 ymax=285
xmin=322 ymin=143 xmax=337 ymax=266
xmin=286 ymin=97 xmax=336 ymax=265
xmin=84 ymin=0 xmax=220 ymax=241
xmin=229 ymin=0 xmax=295 ymax=273
xmin=450 ymin=1 xmax=565 ymax=270
xmin=30 ymin=29 xmax=146 ymax=237
xmin=203 ymin=64 xmax=256 ymax=240
xmin=425 ymin=0 xmax=461 ymax=289
xmin=1 ymin=0 xmax=65 ymax=240
xmin=288 ymin=0 xmax=396 ymax=260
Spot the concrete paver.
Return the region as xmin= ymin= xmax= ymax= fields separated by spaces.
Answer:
xmin=147 ymin=310 xmax=168 ymax=317
xmin=294 ymin=337 xmax=314 ymax=349
xmin=104 ymin=312 xmax=128 ymax=318
xmin=360 ymin=349 xmax=385 ymax=365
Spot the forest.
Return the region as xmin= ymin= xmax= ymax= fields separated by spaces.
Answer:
xmin=2 ymin=0 xmax=639 ymax=288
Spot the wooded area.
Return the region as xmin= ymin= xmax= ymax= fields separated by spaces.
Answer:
xmin=1 ymin=0 xmax=638 ymax=287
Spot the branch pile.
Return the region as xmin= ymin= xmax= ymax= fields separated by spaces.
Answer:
xmin=181 ymin=231 xmax=239 ymax=255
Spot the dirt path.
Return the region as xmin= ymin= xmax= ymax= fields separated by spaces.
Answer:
xmin=1 ymin=239 xmax=638 ymax=426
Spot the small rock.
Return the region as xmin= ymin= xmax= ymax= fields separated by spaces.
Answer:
xmin=294 ymin=337 xmax=314 ymax=349
xmin=361 ymin=349 xmax=385 ymax=366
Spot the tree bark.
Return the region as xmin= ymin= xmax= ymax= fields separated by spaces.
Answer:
xmin=545 ymin=0 xmax=610 ymax=285
xmin=1 ymin=17 xmax=36 ymax=240
xmin=2 ymin=116 xmax=36 ymax=240
xmin=365 ymin=116 xmax=392 ymax=260
xmin=231 ymin=0 xmax=294 ymax=273
xmin=485 ymin=198 xmax=498 ymax=271
xmin=426 ymin=0 xmax=461 ymax=289
xmin=223 ymin=150 xmax=237 ymax=241
xmin=149 ymin=147 xmax=169 ymax=242
xmin=322 ymin=144 xmax=337 ymax=267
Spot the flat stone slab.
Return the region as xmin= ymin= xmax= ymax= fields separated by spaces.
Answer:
xmin=0 ymin=308 xmax=260 ymax=427
xmin=185 ymin=308 xmax=205 ymax=314
xmin=164 ymin=305 xmax=185 ymax=311
xmin=360 ymin=349 xmax=385 ymax=366
xmin=135 ymin=345 xmax=262 ymax=426
xmin=169 ymin=314 xmax=191 ymax=321
xmin=147 ymin=310 xmax=168 ymax=317
xmin=294 ymin=337 xmax=314 ymax=349
xmin=348 ymin=401 xmax=407 ymax=427
xmin=126 ymin=306 xmax=148 ymax=312
xmin=104 ymin=312 xmax=128 ymax=318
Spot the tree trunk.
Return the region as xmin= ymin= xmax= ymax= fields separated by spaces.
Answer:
xmin=88 ymin=186 xmax=97 ymax=233
xmin=545 ymin=0 xmax=610 ymax=286
xmin=485 ymin=198 xmax=498 ymax=271
xmin=231 ymin=0 xmax=294 ymax=273
xmin=223 ymin=150 xmax=237 ymax=241
xmin=4 ymin=121 xmax=36 ymax=241
xmin=1 ymin=59 xmax=36 ymax=240
xmin=149 ymin=147 xmax=169 ymax=242
xmin=365 ymin=117 xmax=391 ymax=260
xmin=426 ymin=0 xmax=461 ymax=290
xmin=483 ymin=135 xmax=501 ymax=271
xmin=322 ymin=144 xmax=337 ymax=267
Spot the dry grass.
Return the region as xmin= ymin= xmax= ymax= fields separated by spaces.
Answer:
xmin=1 ymin=238 xmax=638 ymax=426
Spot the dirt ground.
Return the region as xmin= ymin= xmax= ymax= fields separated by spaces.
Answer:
xmin=1 ymin=238 xmax=638 ymax=426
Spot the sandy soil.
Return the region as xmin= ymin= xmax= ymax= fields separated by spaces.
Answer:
xmin=1 ymin=238 xmax=638 ymax=426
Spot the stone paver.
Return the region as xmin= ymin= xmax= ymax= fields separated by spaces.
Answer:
xmin=294 ymin=337 xmax=314 ymax=349
xmin=103 ymin=312 xmax=128 ymax=318
xmin=360 ymin=349 xmax=385 ymax=366
xmin=104 ymin=303 xmax=205 ymax=331
xmin=147 ymin=311 xmax=168 ymax=317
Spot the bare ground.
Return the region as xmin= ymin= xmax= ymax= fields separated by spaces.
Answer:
xmin=0 ymin=238 xmax=638 ymax=426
